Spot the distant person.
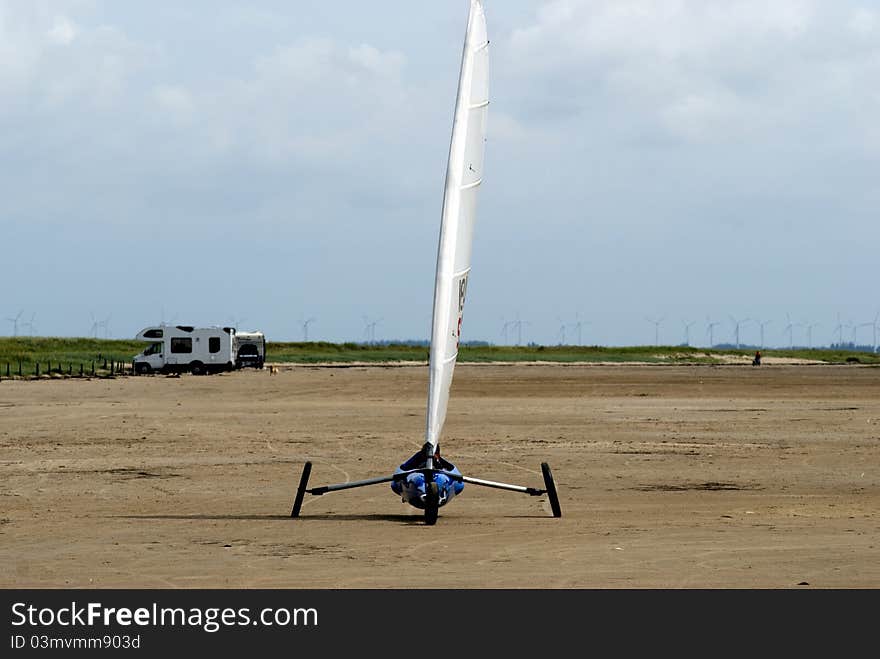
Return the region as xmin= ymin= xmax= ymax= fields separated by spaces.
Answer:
xmin=752 ymin=350 xmax=761 ymax=366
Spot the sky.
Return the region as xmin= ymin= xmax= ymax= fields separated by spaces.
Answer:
xmin=1 ymin=0 xmax=878 ymax=348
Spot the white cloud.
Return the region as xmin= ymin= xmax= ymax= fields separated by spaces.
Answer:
xmin=0 ymin=4 xmax=155 ymax=110
xmin=153 ymin=84 xmax=195 ymax=124
xmin=504 ymin=0 xmax=880 ymax=149
xmin=347 ymin=43 xmax=405 ymax=78
xmin=660 ymin=91 xmax=753 ymax=143
xmin=47 ymin=15 xmax=77 ymax=45
xmin=849 ymin=8 xmax=878 ymax=35
xmin=184 ymin=37 xmax=411 ymax=162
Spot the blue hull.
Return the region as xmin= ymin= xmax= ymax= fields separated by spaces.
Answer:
xmin=391 ymin=453 xmax=464 ymax=509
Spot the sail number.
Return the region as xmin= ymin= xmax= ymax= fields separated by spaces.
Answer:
xmin=455 ymin=275 xmax=469 ymax=348
xmin=458 ymin=276 xmax=468 ymax=314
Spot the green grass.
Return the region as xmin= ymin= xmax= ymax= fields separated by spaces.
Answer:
xmin=0 ymin=337 xmax=144 ymax=377
xmin=250 ymin=342 xmax=880 ymax=365
xmin=0 ymin=338 xmax=877 ymax=379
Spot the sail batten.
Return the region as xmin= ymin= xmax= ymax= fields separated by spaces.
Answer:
xmin=425 ymin=0 xmax=488 ymax=450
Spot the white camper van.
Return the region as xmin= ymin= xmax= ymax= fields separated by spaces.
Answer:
xmin=133 ymin=325 xmax=236 ymax=375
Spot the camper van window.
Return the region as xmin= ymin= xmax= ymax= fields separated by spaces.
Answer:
xmin=170 ymin=337 xmax=192 ymax=354
xmin=145 ymin=342 xmax=162 ymax=355
xmin=209 ymin=337 xmax=220 ymax=353
xmin=144 ymin=329 xmax=163 ymax=339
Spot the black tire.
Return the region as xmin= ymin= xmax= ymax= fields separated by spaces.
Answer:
xmin=541 ymin=462 xmax=562 ymax=518
xmin=134 ymin=363 xmax=151 ymax=375
xmin=291 ymin=462 xmax=312 ymax=518
xmin=424 ymin=480 xmax=439 ymax=526
xmin=190 ymin=361 xmax=204 ymax=375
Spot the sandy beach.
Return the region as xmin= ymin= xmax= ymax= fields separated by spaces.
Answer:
xmin=1 ymin=362 xmax=878 ymax=588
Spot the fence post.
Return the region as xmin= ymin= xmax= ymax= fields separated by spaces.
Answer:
xmin=80 ymin=363 xmax=84 ymax=377
xmin=91 ymin=361 xmax=95 ymax=375
xmin=35 ymin=362 xmax=40 ymax=377
xmin=18 ymin=361 xmax=22 ymax=377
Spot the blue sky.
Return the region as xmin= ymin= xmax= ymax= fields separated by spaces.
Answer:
xmin=2 ymin=1 xmax=878 ymax=348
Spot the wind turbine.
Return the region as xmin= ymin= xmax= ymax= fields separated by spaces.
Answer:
xmin=645 ymin=316 xmax=664 ymax=346
xmin=228 ymin=315 xmax=246 ymax=330
xmin=832 ymin=313 xmax=844 ymax=347
xmin=160 ymin=308 xmax=179 ymax=326
xmin=23 ymin=313 xmax=37 ymax=337
xmin=362 ymin=316 xmax=382 ymax=344
xmin=570 ymin=313 xmax=587 ymax=345
xmin=557 ymin=317 xmax=566 ymax=346
xmin=500 ymin=319 xmax=513 ymax=345
xmin=706 ymin=317 xmax=721 ymax=348
xmin=757 ymin=319 xmax=772 ymax=350
xmin=99 ymin=314 xmax=112 ymax=339
xmin=681 ymin=319 xmax=695 ymax=346
xmin=302 ymin=317 xmax=317 ymax=341
xmin=804 ymin=322 xmax=820 ymax=349
xmin=88 ymin=312 xmax=99 ymax=338
xmin=508 ymin=313 xmax=529 ymax=346
xmin=6 ymin=309 xmax=23 ymax=337
xmin=729 ymin=316 xmax=750 ymax=350
xmin=841 ymin=319 xmax=856 ymax=348
xmin=857 ymin=319 xmax=875 ymax=352
xmin=782 ymin=313 xmax=801 ymax=350
xmin=866 ymin=311 xmax=880 ymax=353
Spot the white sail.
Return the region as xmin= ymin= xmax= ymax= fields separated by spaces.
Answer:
xmin=425 ymin=0 xmax=489 ymax=450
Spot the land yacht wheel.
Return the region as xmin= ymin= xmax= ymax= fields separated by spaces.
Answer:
xmin=541 ymin=462 xmax=562 ymax=518
xmin=424 ymin=481 xmax=439 ymax=526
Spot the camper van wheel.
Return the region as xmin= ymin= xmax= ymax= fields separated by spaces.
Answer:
xmin=135 ymin=363 xmax=151 ymax=375
xmin=424 ymin=481 xmax=439 ymax=526
xmin=190 ymin=361 xmax=205 ymax=376
xmin=541 ymin=462 xmax=562 ymax=518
